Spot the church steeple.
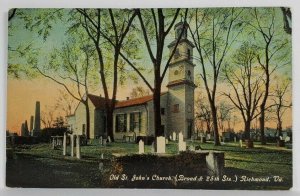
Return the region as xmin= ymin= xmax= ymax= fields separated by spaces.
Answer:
xmin=167 ymin=22 xmax=196 ymax=88
xmin=166 ymin=21 xmax=196 ymax=139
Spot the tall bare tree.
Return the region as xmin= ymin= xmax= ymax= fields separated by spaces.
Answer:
xmin=271 ymin=76 xmax=291 ymax=137
xmin=248 ymin=8 xmax=291 ymax=144
xmin=195 ymin=94 xmax=212 ymax=134
xmin=223 ymin=43 xmax=263 ymax=140
xmin=189 ymin=8 xmax=243 ymax=145
xmin=75 ymin=9 xmax=137 ymax=141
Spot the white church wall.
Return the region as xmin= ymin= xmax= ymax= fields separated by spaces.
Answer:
xmin=73 ymin=99 xmax=96 ymax=138
xmin=167 ymin=85 xmax=186 ymax=138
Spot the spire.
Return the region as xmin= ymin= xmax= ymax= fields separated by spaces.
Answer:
xmin=33 ymin=101 xmax=41 ymax=136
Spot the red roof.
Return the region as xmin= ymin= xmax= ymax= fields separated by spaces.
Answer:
xmin=87 ymin=94 xmax=107 ymax=109
xmin=87 ymin=92 xmax=167 ymax=109
xmin=116 ymin=92 xmax=167 ymax=108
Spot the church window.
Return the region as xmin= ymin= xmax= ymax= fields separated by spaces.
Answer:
xmin=173 ymin=104 xmax=179 ymax=113
xmin=161 ymin=108 xmax=165 ymax=115
xmin=187 ymin=70 xmax=191 ymax=78
xmin=116 ymin=114 xmax=127 ymax=132
xmin=187 ymin=48 xmax=191 ymax=60
xmin=129 ymin=112 xmax=141 ymax=132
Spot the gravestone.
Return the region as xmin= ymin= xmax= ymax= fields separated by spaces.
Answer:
xmin=101 ymin=153 xmax=104 ymax=159
xmin=157 ymin=136 xmax=166 ymax=153
xmin=52 ymin=137 xmax=56 ymax=150
xmin=76 ymin=135 xmax=81 ymax=159
xmin=103 ymin=139 xmax=107 ymax=146
xmin=165 ymin=138 xmax=169 ymax=145
xmin=178 ymin=141 xmax=186 ymax=152
xmin=169 ymin=135 xmax=172 ymax=141
xmin=178 ymin=132 xmax=183 ymax=142
xmin=285 ymin=136 xmax=291 ymax=143
xmin=70 ymin=134 xmax=74 ymax=157
xmin=239 ymin=139 xmax=243 ymax=148
xmin=207 ymin=133 xmax=211 ymax=140
xmin=188 ymin=145 xmax=195 ymax=151
xmin=151 ymin=142 xmax=155 ymax=153
xmin=99 ymin=162 xmax=104 ymax=172
xmin=107 ymin=136 xmax=111 ymax=143
xmin=178 ymin=132 xmax=186 ymax=152
xmin=99 ymin=136 xmax=103 ymax=145
xmin=172 ymin=132 xmax=176 ymax=141
xmin=139 ymin=140 xmax=144 ymax=154
xmin=206 ymin=151 xmax=225 ymax=176
xmin=234 ymin=136 xmax=237 ymax=143
xmin=63 ymin=132 xmax=67 ymax=156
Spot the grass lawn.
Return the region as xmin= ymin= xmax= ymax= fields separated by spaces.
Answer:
xmin=6 ymin=140 xmax=292 ymax=189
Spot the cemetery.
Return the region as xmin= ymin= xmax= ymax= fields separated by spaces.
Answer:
xmin=6 ymin=131 xmax=292 ymax=189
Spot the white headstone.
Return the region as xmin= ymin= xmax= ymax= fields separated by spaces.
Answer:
xmin=99 ymin=136 xmax=103 ymax=145
xmin=285 ymin=136 xmax=290 ymax=143
xmin=207 ymin=133 xmax=211 ymax=140
xmin=172 ymin=132 xmax=176 ymax=141
xmin=178 ymin=132 xmax=184 ymax=142
xmin=151 ymin=142 xmax=155 ymax=153
xmin=157 ymin=136 xmax=166 ymax=153
xmin=70 ymin=134 xmax=74 ymax=157
xmin=76 ymin=135 xmax=81 ymax=159
xmin=179 ymin=141 xmax=186 ymax=152
xmin=103 ymin=139 xmax=107 ymax=146
xmin=101 ymin=153 xmax=104 ymax=159
xmin=279 ymin=136 xmax=283 ymax=140
xmin=99 ymin=162 xmax=104 ymax=171
xmin=165 ymin=138 xmax=169 ymax=144
xmin=169 ymin=135 xmax=172 ymax=141
xmin=107 ymin=136 xmax=111 ymax=143
xmin=52 ymin=137 xmax=55 ymax=149
xmin=189 ymin=145 xmax=195 ymax=151
xmin=239 ymin=139 xmax=243 ymax=148
xmin=139 ymin=140 xmax=144 ymax=154
xmin=63 ymin=133 xmax=67 ymax=156
xmin=234 ymin=136 xmax=237 ymax=143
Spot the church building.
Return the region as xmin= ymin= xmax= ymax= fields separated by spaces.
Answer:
xmin=67 ymin=22 xmax=196 ymax=140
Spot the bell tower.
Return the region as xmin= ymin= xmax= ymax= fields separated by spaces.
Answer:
xmin=167 ymin=22 xmax=196 ymax=139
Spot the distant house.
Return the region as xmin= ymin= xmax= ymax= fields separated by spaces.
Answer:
xmin=67 ymin=22 xmax=196 ymax=140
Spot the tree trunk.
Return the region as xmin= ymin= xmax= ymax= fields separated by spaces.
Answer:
xmin=106 ymin=107 xmax=115 ymax=142
xmin=244 ymin=120 xmax=251 ymax=140
xmin=84 ymin=101 xmax=90 ymax=139
xmin=259 ymin=107 xmax=266 ymax=145
xmin=278 ymin=120 xmax=283 ymax=137
xmin=153 ymin=83 xmax=162 ymax=137
xmin=211 ymin=104 xmax=220 ymax=146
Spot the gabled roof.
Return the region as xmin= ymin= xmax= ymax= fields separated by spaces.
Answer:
xmin=87 ymin=94 xmax=107 ymax=110
xmin=86 ymin=92 xmax=168 ymax=110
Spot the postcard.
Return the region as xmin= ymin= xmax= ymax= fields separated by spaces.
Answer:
xmin=6 ymin=7 xmax=292 ymax=189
